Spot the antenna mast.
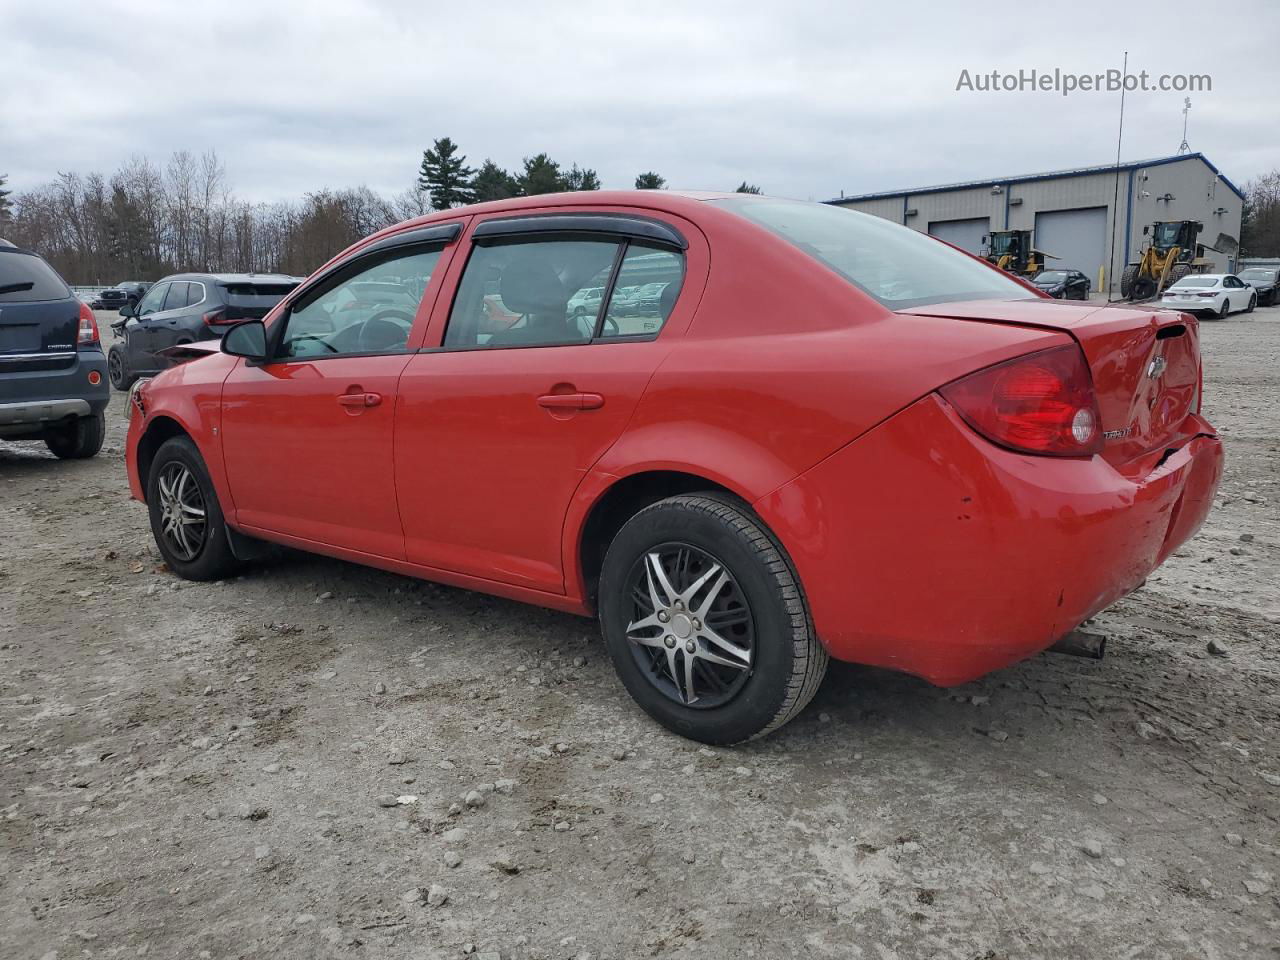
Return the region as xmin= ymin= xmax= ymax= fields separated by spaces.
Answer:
xmin=1178 ymin=97 xmax=1192 ymax=154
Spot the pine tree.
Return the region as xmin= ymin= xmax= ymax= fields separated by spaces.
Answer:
xmin=634 ymin=172 xmax=665 ymax=190
xmin=518 ymin=154 xmax=563 ymax=196
xmin=561 ymin=164 xmax=601 ymax=191
xmin=735 ymin=181 xmax=762 ymax=195
xmin=0 ymin=173 xmax=12 ymax=225
xmin=471 ymin=160 xmax=519 ymax=202
xmin=417 ymin=138 xmax=475 ymax=209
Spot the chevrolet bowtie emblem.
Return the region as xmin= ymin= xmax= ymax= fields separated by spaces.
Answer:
xmin=1146 ymin=355 xmax=1167 ymax=379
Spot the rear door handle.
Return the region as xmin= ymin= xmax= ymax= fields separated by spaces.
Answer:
xmin=537 ymin=392 xmax=604 ymax=411
xmin=338 ymin=391 xmax=382 ymax=408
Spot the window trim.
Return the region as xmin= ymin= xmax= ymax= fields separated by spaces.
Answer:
xmin=266 ymin=240 xmax=451 ymax=363
xmin=472 ymin=213 xmax=687 ymax=250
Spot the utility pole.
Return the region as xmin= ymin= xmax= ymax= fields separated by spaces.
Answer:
xmin=1177 ymin=98 xmax=1191 ymax=154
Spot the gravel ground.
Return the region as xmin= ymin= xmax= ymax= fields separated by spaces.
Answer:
xmin=2 ymin=307 xmax=1278 ymax=960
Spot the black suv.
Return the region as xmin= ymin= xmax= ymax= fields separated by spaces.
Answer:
xmin=0 ymin=243 xmax=110 ymax=458
xmin=96 ymin=281 xmax=150 ymax=311
xmin=108 ymin=272 xmax=302 ymax=390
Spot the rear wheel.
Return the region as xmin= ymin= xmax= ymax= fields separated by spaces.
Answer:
xmin=1120 ymin=264 xmax=1138 ymax=299
xmin=146 ymin=435 xmax=240 ymax=581
xmin=598 ymin=494 xmax=827 ymax=744
xmin=1218 ymin=299 xmax=1230 ymax=319
xmin=43 ymin=413 xmax=105 ymax=459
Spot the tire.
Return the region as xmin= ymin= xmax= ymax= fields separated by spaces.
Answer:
xmin=1120 ymin=264 xmax=1138 ymax=299
xmin=146 ymin=435 xmax=240 ymax=581
xmin=43 ymin=413 xmax=105 ymax=459
xmin=1245 ymin=293 xmax=1256 ymax=314
xmin=107 ymin=346 xmax=135 ymax=391
xmin=1218 ymin=299 xmax=1230 ymax=319
xmin=1165 ymin=263 xmax=1192 ymax=291
xmin=598 ymin=493 xmax=828 ymax=744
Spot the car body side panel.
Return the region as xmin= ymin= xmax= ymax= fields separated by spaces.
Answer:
xmin=754 ymin=392 xmax=1223 ymax=685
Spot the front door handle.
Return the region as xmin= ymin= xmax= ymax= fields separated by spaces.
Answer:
xmin=537 ymin=392 xmax=604 ymax=411
xmin=338 ymin=391 xmax=382 ymax=408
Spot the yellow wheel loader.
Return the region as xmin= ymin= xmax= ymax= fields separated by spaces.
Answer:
xmin=982 ymin=230 xmax=1057 ymax=276
xmin=1120 ymin=220 xmax=1236 ymax=301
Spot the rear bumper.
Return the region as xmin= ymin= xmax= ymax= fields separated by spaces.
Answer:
xmin=755 ymin=393 xmax=1223 ymax=686
xmin=0 ymin=350 xmax=109 ymax=436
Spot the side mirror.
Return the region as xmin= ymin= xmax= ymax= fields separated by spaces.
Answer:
xmin=221 ymin=319 xmax=268 ymax=362
xmin=119 ymin=304 xmax=136 ymax=318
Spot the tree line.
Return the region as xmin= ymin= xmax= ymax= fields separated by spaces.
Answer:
xmin=1241 ymin=170 xmax=1280 ymax=261
xmin=0 ymin=141 xmax=763 ymax=284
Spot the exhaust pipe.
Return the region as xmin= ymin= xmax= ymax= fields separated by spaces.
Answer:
xmin=1048 ymin=629 xmax=1107 ymax=660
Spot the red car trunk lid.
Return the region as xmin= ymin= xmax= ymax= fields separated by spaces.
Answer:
xmin=901 ymin=299 xmax=1203 ymax=467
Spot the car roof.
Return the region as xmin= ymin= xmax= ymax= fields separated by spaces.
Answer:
xmin=158 ymin=272 xmax=305 ymax=284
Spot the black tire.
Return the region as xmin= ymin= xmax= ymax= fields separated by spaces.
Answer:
xmin=598 ymin=493 xmax=827 ymax=744
xmin=1245 ymin=292 xmax=1256 ymax=314
xmin=1218 ymin=299 xmax=1230 ymax=319
xmin=146 ymin=435 xmax=240 ymax=581
xmin=43 ymin=413 xmax=105 ymax=459
xmin=107 ymin=346 xmax=135 ymax=391
xmin=1120 ymin=264 xmax=1138 ymax=299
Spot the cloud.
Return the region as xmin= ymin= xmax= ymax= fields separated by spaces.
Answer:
xmin=4 ymin=0 xmax=1277 ymax=203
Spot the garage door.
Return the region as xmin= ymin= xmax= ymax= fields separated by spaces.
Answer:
xmin=927 ymin=218 xmax=990 ymax=255
xmin=1034 ymin=208 xmax=1107 ymax=284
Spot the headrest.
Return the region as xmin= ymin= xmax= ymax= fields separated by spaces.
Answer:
xmin=500 ymin=254 xmax=567 ymax=316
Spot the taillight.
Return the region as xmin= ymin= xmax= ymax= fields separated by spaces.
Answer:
xmin=202 ymin=309 xmax=226 ymax=326
xmin=77 ymin=303 xmax=100 ymax=345
xmin=939 ymin=344 xmax=1103 ymax=457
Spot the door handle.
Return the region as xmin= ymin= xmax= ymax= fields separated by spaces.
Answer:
xmin=338 ymin=391 xmax=382 ymax=408
xmin=537 ymin=392 xmax=604 ymax=411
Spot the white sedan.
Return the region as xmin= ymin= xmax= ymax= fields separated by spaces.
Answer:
xmin=1159 ymin=274 xmax=1257 ymax=318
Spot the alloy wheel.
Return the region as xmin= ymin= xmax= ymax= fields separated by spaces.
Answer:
xmin=156 ymin=461 xmax=207 ymax=561
xmin=624 ymin=542 xmax=755 ymax=708
xmin=108 ymin=350 xmax=124 ymax=388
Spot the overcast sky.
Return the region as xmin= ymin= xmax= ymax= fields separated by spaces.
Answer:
xmin=4 ymin=0 xmax=1278 ymax=204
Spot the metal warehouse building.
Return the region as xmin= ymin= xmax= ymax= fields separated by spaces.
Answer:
xmin=828 ymin=152 xmax=1243 ymax=292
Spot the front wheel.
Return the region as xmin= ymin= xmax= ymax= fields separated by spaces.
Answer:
xmin=1246 ymin=293 xmax=1256 ymax=314
xmin=146 ymin=435 xmax=240 ymax=581
xmin=44 ymin=413 xmax=105 ymax=459
xmin=598 ymin=494 xmax=827 ymax=744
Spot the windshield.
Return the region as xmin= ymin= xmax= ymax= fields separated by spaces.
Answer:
xmin=1239 ymin=269 xmax=1275 ymax=281
xmin=1152 ymin=223 xmax=1184 ymax=247
xmin=714 ymin=197 xmax=1032 ymax=309
xmin=989 ymin=234 xmax=1018 ymax=255
xmin=1036 ymin=271 xmax=1069 ymax=282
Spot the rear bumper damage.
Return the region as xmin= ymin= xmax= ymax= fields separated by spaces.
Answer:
xmin=755 ymin=393 xmax=1223 ymax=686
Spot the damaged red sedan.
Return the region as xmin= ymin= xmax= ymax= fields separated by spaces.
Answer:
xmin=125 ymin=191 xmax=1223 ymax=744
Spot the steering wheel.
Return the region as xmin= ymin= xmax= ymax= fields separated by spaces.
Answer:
xmin=356 ymin=312 xmax=413 ymax=352
xmin=600 ymin=315 xmax=621 ymax=337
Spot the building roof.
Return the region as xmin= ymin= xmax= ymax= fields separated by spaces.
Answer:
xmin=827 ymin=152 xmax=1244 ymax=205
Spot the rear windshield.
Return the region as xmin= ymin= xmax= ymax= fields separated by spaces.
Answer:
xmin=1171 ymin=277 xmax=1218 ymax=288
xmin=222 ymin=282 xmax=298 ymax=320
xmin=712 ymin=197 xmax=1031 ymax=309
xmin=0 ymin=251 xmax=71 ymax=303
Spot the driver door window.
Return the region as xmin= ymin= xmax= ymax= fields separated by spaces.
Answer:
xmin=278 ymin=247 xmax=443 ymax=358
xmin=136 ymin=282 xmax=169 ymax=317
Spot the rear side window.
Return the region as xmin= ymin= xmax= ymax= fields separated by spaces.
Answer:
xmin=223 ymin=283 xmax=297 ymax=321
xmin=712 ymin=196 xmax=1031 ymax=310
xmin=600 ymin=245 xmax=684 ymax=338
xmin=0 ymin=252 xmax=71 ymax=303
xmin=445 ymin=239 xmax=620 ymax=348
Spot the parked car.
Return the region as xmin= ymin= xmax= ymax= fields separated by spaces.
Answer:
xmin=96 ymin=281 xmax=150 ymax=311
xmin=125 ymin=192 xmax=1222 ymax=744
xmin=1030 ymin=269 xmax=1090 ymax=300
xmin=1237 ymin=267 xmax=1280 ymax=306
xmin=0 ymin=243 xmax=109 ymax=458
xmin=1158 ymin=274 xmax=1256 ymax=318
xmin=108 ymin=272 xmax=302 ymax=390
xmin=568 ymin=285 xmax=605 ymax=318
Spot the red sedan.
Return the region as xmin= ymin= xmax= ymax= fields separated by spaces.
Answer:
xmin=125 ymin=191 xmax=1223 ymax=744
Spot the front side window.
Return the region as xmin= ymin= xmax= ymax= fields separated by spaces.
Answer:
xmin=713 ymin=196 xmax=1032 ymax=310
xmin=137 ymin=282 xmax=170 ymax=317
xmin=278 ymin=247 xmax=442 ymax=358
xmin=445 ymin=239 xmax=620 ymax=348
xmin=162 ymin=281 xmax=190 ymax=310
xmin=600 ymin=245 xmax=684 ymax=338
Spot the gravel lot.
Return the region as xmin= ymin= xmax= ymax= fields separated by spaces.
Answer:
xmin=2 ymin=306 xmax=1278 ymax=960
